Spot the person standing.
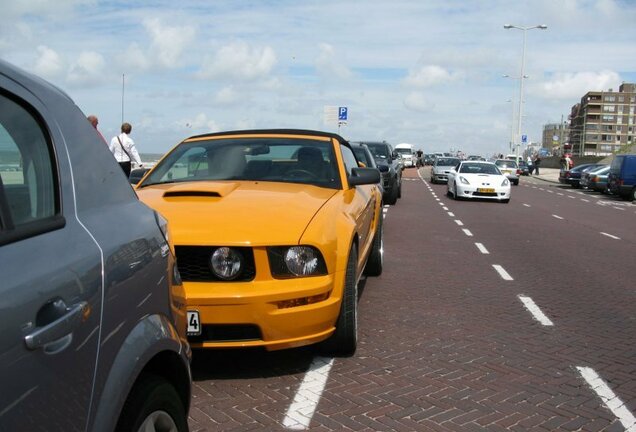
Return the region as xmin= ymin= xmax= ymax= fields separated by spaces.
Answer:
xmin=87 ymin=114 xmax=108 ymax=145
xmin=109 ymin=122 xmax=142 ymax=177
xmin=533 ymin=155 xmax=542 ymax=175
xmin=526 ymin=155 xmax=534 ymax=175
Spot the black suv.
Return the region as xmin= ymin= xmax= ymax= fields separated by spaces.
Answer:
xmin=353 ymin=141 xmax=402 ymax=204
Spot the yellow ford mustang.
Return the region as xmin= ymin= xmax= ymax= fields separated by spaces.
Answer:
xmin=136 ymin=129 xmax=383 ymax=355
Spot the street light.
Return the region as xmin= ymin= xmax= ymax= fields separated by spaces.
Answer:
xmin=503 ymin=74 xmax=528 ymax=157
xmin=504 ymin=24 xmax=547 ymax=162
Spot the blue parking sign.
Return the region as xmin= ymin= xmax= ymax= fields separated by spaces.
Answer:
xmin=521 ymin=134 xmax=527 ymax=143
xmin=338 ymin=107 xmax=348 ymax=121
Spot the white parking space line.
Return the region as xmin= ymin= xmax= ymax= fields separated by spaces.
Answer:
xmin=518 ymin=295 xmax=554 ymax=326
xmin=283 ymin=357 xmax=334 ymax=430
xmin=462 ymin=229 xmax=473 ymax=237
xmin=454 ymin=220 xmax=464 ymax=226
xmin=601 ymin=232 xmax=621 ymax=240
xmin=552 ymin=214 xmax=564 ymax=220
xmin=447 ymin=212 xmax=455 ymax=217
xmin=576 ymin=366 xmax=636 ymax=432
xmin=475 ymin=243 xmax=489 ymax=254
xmin=492 ymin=265 xmax=513 ymax=280
xmin=523 ymin=203 xmax=531 ymax=207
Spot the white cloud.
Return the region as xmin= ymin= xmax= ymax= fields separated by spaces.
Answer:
xmin=33 ymin=46 xmax=64 ymax=78
xmin=315 ymin=43 xmax=353 ymax=80
xmin=197 ymin=41 xmax=277 ymax=81
xmin=120 ymin=43 xmax=152 ymax=72
xmin=536 ymin=70 xmax=622 ymax=100
xmin=403 ymin=92 xmax=435 ymax=112
xmin=215 ymin=86 xmax=238 ymax=105
xmin=67 ymin=51 xmax=106 ymax=86
xmin=403 ymin=65 xmax=462 ymax=88
xmin=143 ymin=17 xmax=196 ymax=68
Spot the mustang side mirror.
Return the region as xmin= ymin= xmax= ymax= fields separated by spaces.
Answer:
xmin=348 ymin=167 xmax=380 ymax=186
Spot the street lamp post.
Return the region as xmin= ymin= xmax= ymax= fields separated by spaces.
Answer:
xmin=504 ymin=24 xmax=547 ymax=162
xmin=503 ymin=74 xmax=528 ymax=159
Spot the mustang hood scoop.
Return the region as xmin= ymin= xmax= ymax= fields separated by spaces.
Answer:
xmin=160 ymin=182 xmax=239 ymax=198
xmin=163 ymin=190 xmax=221 ymax=198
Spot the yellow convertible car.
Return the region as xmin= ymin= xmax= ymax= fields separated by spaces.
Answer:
xmin=136 ymin=129 xmax=383 ymax=355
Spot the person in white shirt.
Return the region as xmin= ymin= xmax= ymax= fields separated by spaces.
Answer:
xmin=109 ymin=122 xmax=142 ymax=177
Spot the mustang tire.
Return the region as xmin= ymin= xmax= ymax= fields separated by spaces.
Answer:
xmin=116 ymin=373 xmax=187 ymax=432
xmin=321 ymin=246 xmax=358 ymax=357
xmin=364 ymin=215 xmax=383 ymax=276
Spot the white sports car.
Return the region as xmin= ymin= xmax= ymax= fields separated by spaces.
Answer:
xmin=446 ymin=161 xmax=511 ymax=203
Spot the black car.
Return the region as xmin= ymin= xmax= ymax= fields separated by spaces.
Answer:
xmin=351 ymin=143 xmax=383 ymax=195
xmin=559 ymin=163 xmax=605 ymax=188
xmin=129 ymin=167 xmax=151 ymax=185
xmin=517 ymin=160 xmax=530 ymax=176
xmin=354 ymin=141 xmax=402 ymax=204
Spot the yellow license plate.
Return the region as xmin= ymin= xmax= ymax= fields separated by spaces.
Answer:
xmin=477 ymin=188 xmax=495 ymax=193
xmin=502 ymin=170 xmax=511 ymax=174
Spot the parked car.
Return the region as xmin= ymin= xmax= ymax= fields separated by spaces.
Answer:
xmin=351 ymin=142 xmax=383 ymax=196
xmin=494 ymin=159 xmax=519 ymax=185
xmin=446 ymin=161 xmax=511 ymax=203
xmin=136 ymin=129 xmax=383 ymax=356
xmin=580 ymin=165 xmax=609 ymax=191
xmin=559 ymin=163 xmax=604 ymax=188
xmin=431 ymin=157 xmax=460 ymax=184
xmin=129 ymin=166 xmax=151 ymax=185
xmin=357 ymin=141 xmax=402 ymax=205
xmin=608 ymin=154 xmax=636 ymax=201
xmin=395 ymin=143 xmax=416 ymax=168
xmin=423 ymin=154 xmax=435 ymax=165
xmin=0 ymin=59 xmax=191 ymax=432
xmin=517 ymin=160 xmax=530 ymax=176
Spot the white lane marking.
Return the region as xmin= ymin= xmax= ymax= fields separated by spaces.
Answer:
xmin=523 ymin=203 xmax=531 ymax=207
xmin=557 ymin=193 xmax=564 ymax=196
xmin=462 ymin=229 xmax=473 ymax=237
xmin=454 ymin=219 xmax=464 ymax=226
xmin=581 ymin=199 xmax=590 ymax=202
xmin=518 ymin=295 xmax=554 ymax=326
xmin=576 ymin=366 xmax=636 ymax=432
xmin=568 ymin=195 xmax=576 ymax=199
xmin=539 ymin=188 xmax=545 ymax=191
xmin=383 ymin=205 xmax=390 ymax=208
xmin=436 ymin=198 xmax=440 ymax=201
xmin=492 ymin=265 xmax=513 ymax=280
xmin=438 ymin=202 xmax=444 ymax=206
xmin=443 ymin=207 xmax=449 ymax=211
xmin=613 ymin=207 xmax=626 ymax=211
xmin=601 ymin=232 xmax=621 ymax=240
xmin=475 ymin=243 xmax=489 ymax=254
xmin=283 ymin=357 xmax=335 ymax=430
xmin=447 ymin=212 xmax=455 ymax=217
xmin=547 ymin=190 xmax=554 ymax=194
xmin=552 ymin=214 xmax=564 ymax=220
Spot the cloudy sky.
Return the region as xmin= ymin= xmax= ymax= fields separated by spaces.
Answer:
xmin=1 ymin=0 xmax=635 ymax=156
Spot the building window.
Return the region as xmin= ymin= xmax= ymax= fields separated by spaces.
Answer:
xmin=602 ymin=115 xmax=615 ymax=121
xmin=618 ymin=96 xmax=625 ymax=102
xmin=631 ymin=96 xmax=635 ymax=103
xmin=605 ymin=95 xmax=615 ymax=102
xmin=617 ymin=126 xmax=622 ymax=132
xmin=630 ymin=106 xmax=635 ymax=115
xmin=603 ymin=105 xmax=615 ymax=112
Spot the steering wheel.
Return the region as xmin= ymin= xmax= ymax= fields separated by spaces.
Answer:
xmin=287 ymin=169 xmax=317 ymax=179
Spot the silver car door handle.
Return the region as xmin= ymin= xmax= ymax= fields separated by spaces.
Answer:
xmin=24 ymin=301 xmax=88 ymax=350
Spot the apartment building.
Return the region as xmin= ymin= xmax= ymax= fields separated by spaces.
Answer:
xmin=568 ymin=83 xmax=636 ymax=156
xmin=542 ymin=122 xmax=569 ymax=154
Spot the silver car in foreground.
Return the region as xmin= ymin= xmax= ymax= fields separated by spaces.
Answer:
xmin=0 ymin=60 xmax=191 ymax=432
xmin=494 ymin=159 xmax=520 ymax=185
xmin=431 ymin=157 xmax=460 ymax=183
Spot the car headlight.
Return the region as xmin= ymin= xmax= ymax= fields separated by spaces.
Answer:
xmin=501 ymin=178 xmax=510 ymax=186
xmin=459 ymin=176 xmax=470 ymax=185
xmin=210 ymin=247 xmax=243 ymax=280
xmin=268 ymin=246 xmax=328 ymax=278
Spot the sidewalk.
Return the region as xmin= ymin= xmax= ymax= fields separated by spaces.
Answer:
xmin=528 ymin=167 xmax=560 ymax=184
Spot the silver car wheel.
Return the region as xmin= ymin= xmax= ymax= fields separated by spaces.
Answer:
xmin=137 ymin=411 xmax=178 ymax=432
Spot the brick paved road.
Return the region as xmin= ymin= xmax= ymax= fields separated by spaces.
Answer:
xmin=188 ymin=167 xmax=636 ymax=431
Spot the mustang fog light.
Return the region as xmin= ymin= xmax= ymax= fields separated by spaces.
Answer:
xmin=210 ymin=247 xmax=243 ymax=280
xmin=285 ymin=246 xmax=319 ymax=276
xmin=276 ymin=292 xmax=331 ymax=309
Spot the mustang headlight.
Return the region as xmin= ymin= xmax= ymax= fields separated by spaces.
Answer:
xmin=501 ymin=178 xmax=510 ymax=186
xmin=268 ymin=246 xmax=328 ymax=278
xmin=210 ymin=247 xmax=243 ymax=280
xmin=459 ymin=176 xmax=470 ymax=185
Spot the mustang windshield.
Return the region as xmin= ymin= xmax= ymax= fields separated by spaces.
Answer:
xmin=140 ymin=138 xmax=341 ymax=189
